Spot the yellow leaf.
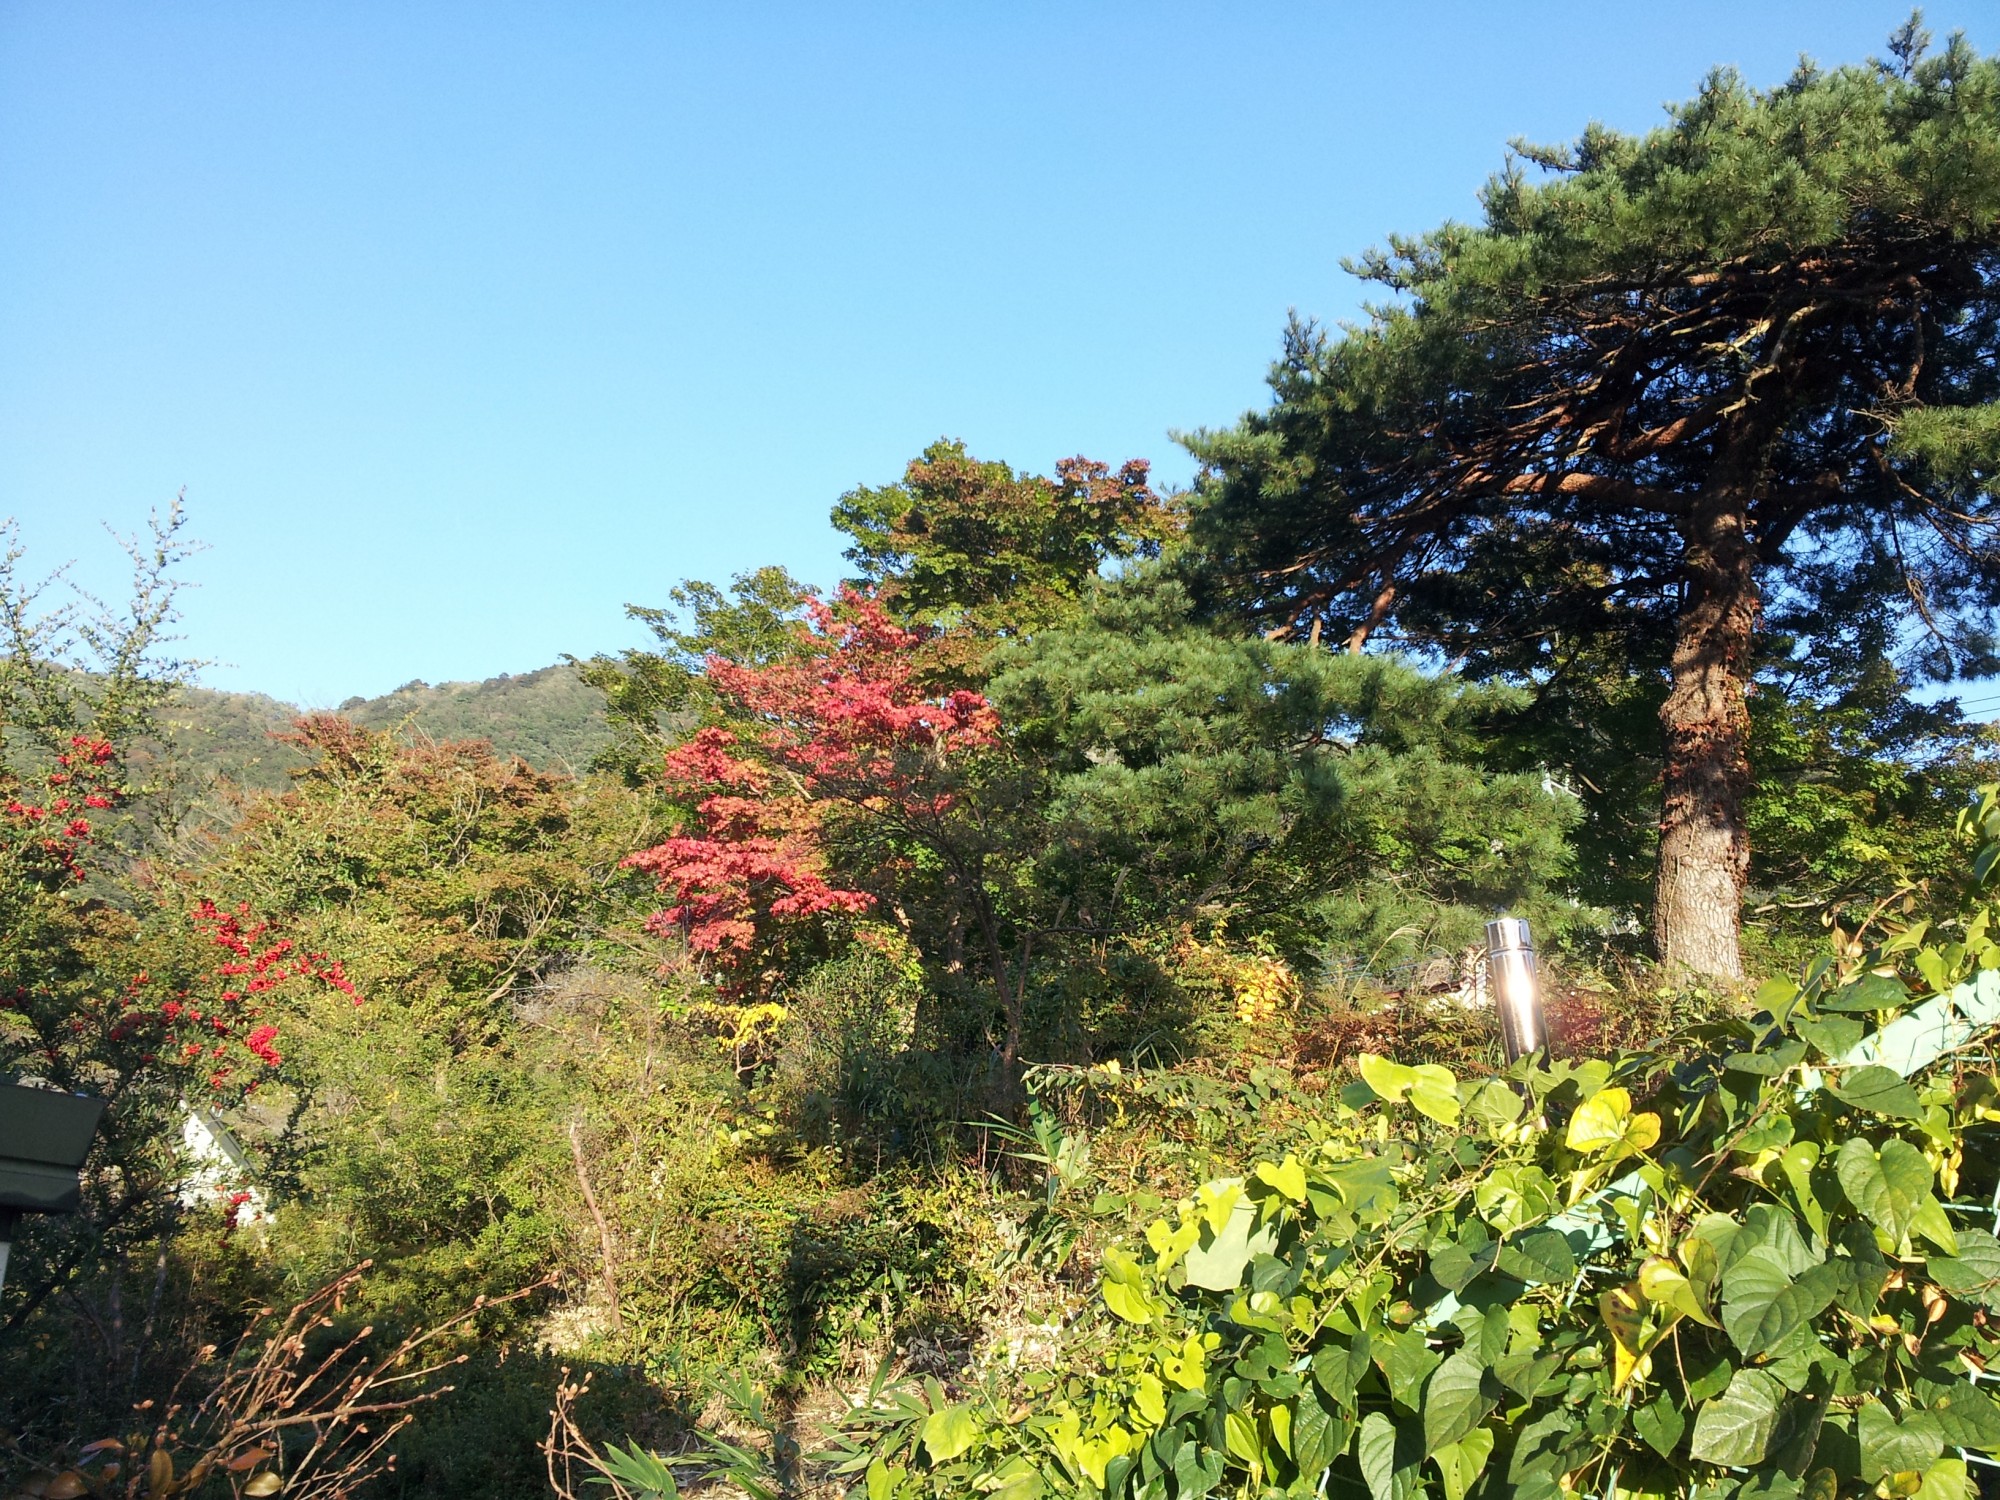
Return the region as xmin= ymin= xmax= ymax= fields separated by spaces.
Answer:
xmin=1567 ymin=1087 xmax=1660 ymax=1159
xmin=1254 ymin=1155 xmax=1308 ymax=1203
xmin=1144 ymin=1217 xmax=1200 ymax=1272
xmin=1160 ymin=1333 xmax=1208 ymax=1390
xmin=1357 ymin=1053 xmax=1417 ymax=1103
xmin=1599 ymin=1284 xmax=1649 ymax=1392
xmin=1638 ymin=1255 xmax=1717 ymax=1329
xmin=1132 ymin=1372 xmax=1166 ymax=1428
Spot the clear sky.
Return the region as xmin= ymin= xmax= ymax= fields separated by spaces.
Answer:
xmin=0 ymin=2 xmax=1978 ymax=704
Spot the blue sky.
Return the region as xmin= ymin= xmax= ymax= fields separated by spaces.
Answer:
xmin=0 ymin=2 xmax=1975 ymax=704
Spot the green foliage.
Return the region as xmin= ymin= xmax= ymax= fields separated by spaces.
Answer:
xmin=339 ymin=664 xmax=614 ymax=771
xmin=987 ymin=571 xmax=1591 ymax=971
xmin=834 ymin=440 xmax=1176 ymax=647
xmin=207 ymin=715 xmax=652 ymax=1039
xmin=574 ymin=565 xmax=814 ymax=780
xmin=162 ymin=663 xmax=614 ymax=798
xmin=1745 ymin=661 xmax=2000 ymax=936
xmin=838 ymin=791 xmax=2000 ymax=1499
xmin=1181 ymin=26 xmax=2000 ymax=973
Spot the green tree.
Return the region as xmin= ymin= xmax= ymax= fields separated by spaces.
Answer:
xmin=834 ymin=440 xmax=1175 ymax=649
xmin=986 ymin=572 xmax=1588 ymax=970
xmin=574 ymin=565 xmax=814 ymax=781
xmin=1184 ymin=21 xmax=2000 ymax=979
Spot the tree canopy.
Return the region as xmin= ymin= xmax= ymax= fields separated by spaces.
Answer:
xmin=1185 ymin=25 xmax=2000 ymax=977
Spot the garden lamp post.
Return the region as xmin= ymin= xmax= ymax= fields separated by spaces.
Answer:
xmin=0 ymin=1083 xmax=106 ymax=1293
xmin=1486 ymin=917 xmax=1548 ymax=1063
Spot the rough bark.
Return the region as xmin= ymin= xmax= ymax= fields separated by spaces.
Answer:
xmin=1653 ymin=479 xmax=1759 ymax=980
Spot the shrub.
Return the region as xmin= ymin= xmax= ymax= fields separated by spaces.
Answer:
xmin=833 ymin=796 xmax=2000 ymax=1498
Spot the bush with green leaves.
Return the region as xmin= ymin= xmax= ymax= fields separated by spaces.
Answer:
xmin=843 ymin=799 xmax=2000 ymax=1499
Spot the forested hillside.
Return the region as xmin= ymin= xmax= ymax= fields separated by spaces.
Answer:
xmin=167 ymin=664 xmax=612 ymax=791
xmin=7 ymin=24 xmax=2000 ymax=1500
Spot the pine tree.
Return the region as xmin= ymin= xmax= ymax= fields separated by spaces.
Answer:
xmin=1184 ymin=22 xmax=2000 ymax=976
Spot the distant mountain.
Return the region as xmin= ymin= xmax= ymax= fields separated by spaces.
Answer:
xmin=167 ymin=664 xmax=612 ymax=791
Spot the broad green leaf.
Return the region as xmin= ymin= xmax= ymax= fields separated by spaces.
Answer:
xmin=1465 ymin=1078 xmax=1523 ymax=1135
xmin=1723 ymin=1256 xmax=1838 ymax=1356
xmin=1223 ymin=1409 xmax=1262 ymax=1468
xmin=1915 ymin=1460 xmax=1971 ymax=1500
xmin=1432 ymin=1428 xmax=1494 ymax=1500
xmin=1723 ymin=1203 xmax=1817 ymax=1278
xmin=921 ymin=1404 xmax=979 ymax=1463
xmin=1777 ymin=1142 xmax=1827 ymax=1237
xmin=1171 ymin=1441 xmax=1223 ymax=1499
xmin=1313 ymin=1339 xmax=1368 ymax=1412
xmin=1132 ymin=1372 xmax=1166 ymax=1428
xmin=1408 ymin=1064 xmax=1461 ymax=1125
xmin=1927 ymin=1385 xmax=2000 ymax=1451
xmin=1324 ymin=1157 xmax=1400 ymax=1224
xmin=1821 ymin=972 xmax=1910 ymax=1012
xmin=1859 ymin=1403 xmax=1943 ymax=1482
xmin=1566 ymin=1086 xmax=1661 ymax=1159
xmin=1422 ymin=1350 xmax=1495 ymax=1457
xmin=1494 ymin=1226 xmax=1575 ymax=1285
xmin=1836 ymin=1136 xmax=1933 ymax=1245
xmin=1373 ymin=1327 xmax=1441 ymax=1410
xmin=1428 ymin=1238 xmax=1495 ymax=1293
xmin=1269 ymin=1401 xmax=1293 ymax=1460
xmin=1357 ymin=1055 xmax=1461 ymax=1124
xmin=1827 ymin=1065 xmax=1923 ymax=1120
xmin=1720 ymin=1247 xmax=1793 ymax=1353
xmin=1634 ymin=1396 xmax=1687 ymax=1459
xmin=1928 ymin=1235 xmax=2000 ymax=1310
xmin=1473 ymin=1165 xmax=1557 ymax=1232
xmin=1824 ymin=1237 xmax=1890 ymax=1317
xmin=1493 ymin=1348 xmax=1561 ymax=1401
xmin=1910 ymin=1195 xmax=1960 ymax=1255
xmin=1690 ymin=1368 xmax=1788 ymax=1467
xmin=1356 ymin=1412 xmax=1422 ymax=1500
xmin=1794 ymin=1015 xmax=1865 ymax=1059
xmin=1358 ymin=1054 xmax=1416 ymax=1103
xmin=1291 ymin=1388 xmax=1350 ymax=1487
xmin=1639 ymin=1255 xmax=1720 ymax=1329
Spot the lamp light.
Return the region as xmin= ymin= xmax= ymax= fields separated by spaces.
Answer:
xmin=1486 ymin=917 xmax=1548 ymax=1064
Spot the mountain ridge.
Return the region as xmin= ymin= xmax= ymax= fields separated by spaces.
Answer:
xmin=170 ymin=663 xmax=612 ymax=791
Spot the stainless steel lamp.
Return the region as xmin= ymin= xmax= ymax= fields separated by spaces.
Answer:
xmin=1485 ymin=917 xmax=1548 ymax=1063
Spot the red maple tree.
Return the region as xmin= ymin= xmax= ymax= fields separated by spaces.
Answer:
xmin=627 ymin=588 xmax=998 ymax=989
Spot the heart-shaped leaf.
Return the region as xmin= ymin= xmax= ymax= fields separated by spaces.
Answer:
xmin=1690 ymin=1368 xmax=1787 ymax=1467
xmin=1835 ymin=1137 xmax=1933 ymax=1245
xmin=1566 ymin=1087 xmax=1661 ymax=1159
xmin=1423 ymin=1350 xmax=1496 ymax=1456
xmin=1826 ymin=1065 xmax=1922 ymax=1120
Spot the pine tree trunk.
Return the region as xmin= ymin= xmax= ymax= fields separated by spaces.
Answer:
xmin=1653 ymin=484 xmax=1758 ymax=980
